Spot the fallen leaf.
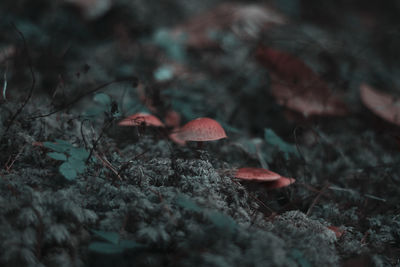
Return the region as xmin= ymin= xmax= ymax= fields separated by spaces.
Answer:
xmin=360 ymin=83 xmax=400 ymax=126
xmin=63 ymin=0 xmax=112 ymax=19
xmin=256 ymin=46 xmax=348 ymax=117
xmin=172 ymin=3 xmax=286 ymax=49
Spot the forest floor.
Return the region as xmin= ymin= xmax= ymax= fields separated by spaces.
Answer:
xmin=0 ymin=0 xmax=399 ymax=266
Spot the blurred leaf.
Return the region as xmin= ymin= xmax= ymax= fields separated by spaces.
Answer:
xmin=264 ymin=128 xmax=299 ymax=160
xmin=154 ymin=65 xmax=174 ymax=81
xmin=83 ymin=107 xmax=104 ymax=118
xmin=47 ymin=152 xmax=67 ymax=161
xmin=94 ymin=93 xmax=112 ymax=106
xmin=207 ymin=211 xmax=237 ymax=236
xmin=176 ymin=194 xmax=203 ymax=213
xmin=88 ymin=242 xmax=124 ymax=254
xmin=59 ymin=161 xmax=77 ymax=181
xmin=69 ymin=147 xmax=90 ymax=161
xmin=290 ymin=249 xmax=312 ymax=267
xmin=43 ymin=141 xmax=70 ymax=153
xmin=256 ymin=46 xmax=348 ymax=116
xmin=68 ymin=157 xmax=86 ymax=174
xmin=91 ymin=230 xmax=120 ymax=245
xmin=360 ymin=83 xmax=400 ymax=126
xmin=153 ymin=29 xmax=186 ymax=62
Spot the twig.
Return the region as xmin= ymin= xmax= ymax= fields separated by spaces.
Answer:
xmin=4 ymin=144 xmax=26 ymax=172
xmin=86 ymin=119 xmax=114 ymax=164
xmin=31 ymin=206 xmax=44 ymax=260
xmin=117 ymin=148 xmax=150 ymax=176
xmin=329 ymin=185 xmax=386 ymax=202
xmin=2 ymin=62 xmax=8 ymax=101
xmin=306 ymin=182 xmax=330 ymax=216
xmin=231 ymin=179 xmax=276 ymax=214
xmin=93 ymin=151 xmax=122 ymax=180
xmin=80 ymin=119 xmax=91 ymax=150
xmin=3 ymin=24 xmax=35 ymax=134
xmin=27 ymin=77 xmax=135 ymax=120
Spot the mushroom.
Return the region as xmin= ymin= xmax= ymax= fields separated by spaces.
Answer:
xmin=118 ymin=112 xmax=164 ymax=127
xmin=234 ymin=167 xmax=281 ymax=181
xmin=327 ymin=226 xmax=344 ymax=239
xmin=263 ymin=177 xmax=296 ymax=189
xmin=164 ymin=110 xmax=181 ymax=129
xmin=234 ymin=167 xmax=295 ymax=189
xmin=170 ymin=117 xmax=227 ymax=148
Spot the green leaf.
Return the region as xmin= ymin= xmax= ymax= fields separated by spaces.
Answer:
xmin=54 ymin=139 xmax=71 ymax=145
xmin=94 ymin=93 xmax=111 ymax=106
xmin=88 ymin=242 xmax=124 ymax=254
xmin=154 ymin=65 xmax=173 ymax=81
xmin=83 ymin=107 xmax=104 ymax=118
xmin=175 ymin=194 xmax=202 ymax=213
xmin=207 ymin=211 xmax=237 ymax=235
xmin=68 ymin=157 xmax=86 ymax=174
xmin=69 ymin=147 xmax=89 ymax=161
xmin=264 ymin=128 xmax=299 ymax=160
xmin=91 ymin=230 xmax=120 ymax=245
xmin=290 ymin=249 xmax=312 ymax=267
xmin=59 ymin=161 xmax=77 ymax=180
xmin=43 ymin=141 xmax=70 ymax=153
xmin=153 ymin=29 xmax=186 ymax=62
xmin=47 ymin=152 xmax=67 ymax=161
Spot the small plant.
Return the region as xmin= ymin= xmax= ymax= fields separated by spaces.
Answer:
xmin=176 ymin=194 xmax=238 ymax=237
xmin=88 ymin=229 xmax=144 ymax=255
xmin=264 ymin=128 xmax=299 ymax=160
xmin=83 ymin=92 xmax=121 ymax=120
xmin=43 ymin=139 xmax=90 ymax=181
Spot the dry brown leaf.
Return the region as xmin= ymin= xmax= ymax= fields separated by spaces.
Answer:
xmin=172 ymin=3 xmax=286 ymax=49
xmin=256 ymin=46 xmax=348 ymax=117
xmin=63 ymin=0 xmax=112 ymax=19
xmin=360 ymin=83 xmax=400 ymax=126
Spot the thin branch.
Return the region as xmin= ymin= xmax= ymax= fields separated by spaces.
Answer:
xmin=4 ymin=24 xmax=35 ymax=133
xmin=27 ymin=77 xmax=135 ymax=120
xmin=306 ymin=182 xmax=330 ymax=216
xmin=85 ymin=119 xmax=114 ymax=164
xmin=93 ymin=151 xmax=122 ymax=181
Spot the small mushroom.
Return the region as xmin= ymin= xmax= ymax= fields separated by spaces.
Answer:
xmin=234 ymin=167 xmax=295 ymax=189
xmin=118 ymin=112 xmax=164 ymax=127
xmin=234 ymin=167 xmax=281 ymax=181
xmin=264 ymin=177 xmax=296 ymax=189
xmin=170 ymin=117 xmax=227 ymax=148
xmin=327 ymin=226 xmax=344 ymax=239
xmin=164 ymin=110 xmax=181 ymax=128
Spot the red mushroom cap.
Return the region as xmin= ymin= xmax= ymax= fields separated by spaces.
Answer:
xmin=165 ymin=110 xmax=181 ymax=128
xmin=264 ymin=177 xmax=296 ymax=189
xmin=235 ymin=167 xmax=281 ymax=181
xmin=118 ymin=112 xmax=164 ymax=127
xmin=168 ymin=132 xmax=187 ymax=146
xmin=327 ymin=226 xmax=344 ymax=239
xmin=173 ymin=117 xmax=227 ymax=142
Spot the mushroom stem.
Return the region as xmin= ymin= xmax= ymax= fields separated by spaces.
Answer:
xmin=197 ymin=141 xmax=204 ymax=149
